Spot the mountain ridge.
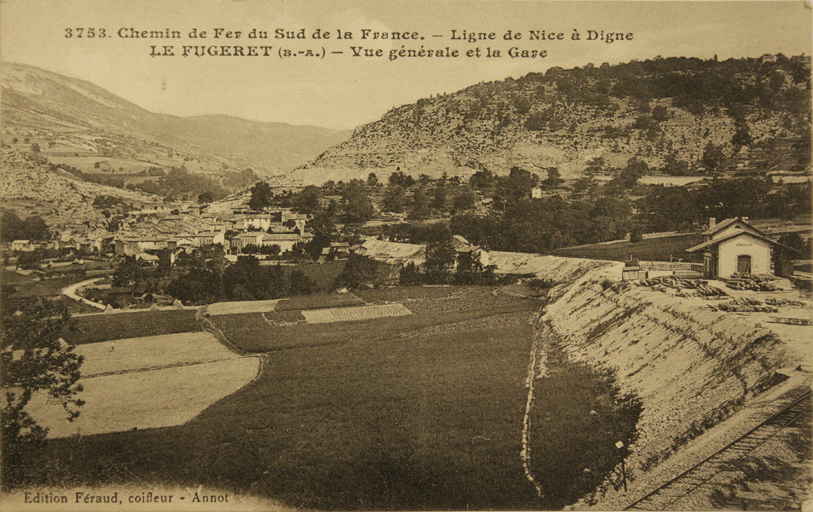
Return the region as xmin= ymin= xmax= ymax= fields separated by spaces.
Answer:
xmin=1 ymin=61 xmax=352 ymax=175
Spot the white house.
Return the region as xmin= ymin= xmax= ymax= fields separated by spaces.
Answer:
xmin=263 ymin=233 xmax=302 ymax=253
xmin=686 ymin=217 xmax=795 ymax=278
xmin=230 ymin=231 xmax=268 ymax=253
xmin=11 ymin=240 xmax=33 ymax=251
xmin=451 ymin=235 xmax=491 ymax=267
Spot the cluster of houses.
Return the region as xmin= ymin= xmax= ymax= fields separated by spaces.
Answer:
xmin=9 ymin=203 xmax=314 ymax=264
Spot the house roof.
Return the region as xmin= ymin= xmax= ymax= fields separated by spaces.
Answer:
xmin=264 ymin=233 xmax=300 ymax=241
xmin=702 ymin=217 xmax=766 ymax=237
xmin=359 ymin=238 xmax=425 ymax=263
xmin=136 ymin=252 xmax=160 ymax=261
xmin=686 ymin=230 xmax=798 ymax=254
xmin=233 ymin=231 xmax=266 ymax=239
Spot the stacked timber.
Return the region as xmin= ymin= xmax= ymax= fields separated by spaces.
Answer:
xmin=723 ymin=273 xmax=779 ymax=291
xmin=634 ymin=276 xmax=727 ymax=297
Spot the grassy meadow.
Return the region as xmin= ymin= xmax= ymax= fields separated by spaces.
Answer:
xmin=551 ymin=233 xmax=704 ymax=262
xmin=64 ymin=309 xmax=201 ymax=344
xmin=18 ymin=285 xmax=640 ymax=510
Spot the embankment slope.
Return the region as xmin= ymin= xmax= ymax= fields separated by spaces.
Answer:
xmin=533 ymin=260 xmax=804 ymax=504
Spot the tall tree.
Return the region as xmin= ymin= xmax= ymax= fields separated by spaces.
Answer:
xmin=343 ymin=183 xmax=374 ymax=224
xmin=2 ymin=296 xmax=84 ymax=486
xmin=248 ymin=181 xmax=274 ymax=211
xmin=382 ymin=185 xmax=405 ymax=213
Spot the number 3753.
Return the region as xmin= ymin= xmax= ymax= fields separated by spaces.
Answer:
xmin=65 ymin=28 xmax=107 ymax=38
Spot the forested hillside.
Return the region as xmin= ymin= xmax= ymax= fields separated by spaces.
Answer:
xmin=298 ymin=55 xmax=810 ymax=180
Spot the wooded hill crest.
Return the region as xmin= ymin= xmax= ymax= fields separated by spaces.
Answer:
xmin=294 ymin=55 xmax=811 ymax=184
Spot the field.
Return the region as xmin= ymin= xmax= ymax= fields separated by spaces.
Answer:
xmin=274 ymin=291 xmax=364 ymax=311
xmin=2 ymin=271 xmax=86 ymax=298
xmin=25 ymin=286 xmax=544 ymax=508
xmin=27 ymin=358 xmax=260 ymax=438
xmin=551 ymin=233 xmax=705 ymax=262
xmin=301 ymin=303 xmax=411 ymax=323
xmin=64 ymin=309 xmax=201 ymax=344
xmin=20 ymin=285 xmax=639 ymax=510
xmin=24 ymin=332 xmax=260 ymax=438
xmin=207 ymin=299 xmax=281 ymax=316
xmin=280 ymin=260 xmax=347 ymax=291
xmin=212 ymin=288 xmax=537 ymax=352
xmin=69 ymin=332 xmax=242 ymax=377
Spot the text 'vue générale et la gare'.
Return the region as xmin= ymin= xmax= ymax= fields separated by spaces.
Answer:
xmin=63 ymin=27 xmax=634 ymax=61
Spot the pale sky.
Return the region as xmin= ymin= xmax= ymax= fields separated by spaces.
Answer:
xmin=2 ymin=0 xmax=811 ymax=130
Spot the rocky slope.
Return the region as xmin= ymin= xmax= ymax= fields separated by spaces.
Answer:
xmin=294 ymin=55 xmax=810 ymax=182
xmin=1 ymin=148 xmax=156 ymax=229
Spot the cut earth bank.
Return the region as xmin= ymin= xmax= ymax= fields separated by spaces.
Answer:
xmin=522 ymin=257 xmax=811 ymax=510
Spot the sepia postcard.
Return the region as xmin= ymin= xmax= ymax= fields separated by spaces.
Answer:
xmin=1 ymin=1 xmax=811 ymax=510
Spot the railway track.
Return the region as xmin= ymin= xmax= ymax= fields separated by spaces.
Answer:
xmin=624 ymin=389 xmax=812 ymax=511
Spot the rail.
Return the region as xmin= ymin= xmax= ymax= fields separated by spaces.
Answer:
xmin=624 ymin=389 xmax=812 ymax=511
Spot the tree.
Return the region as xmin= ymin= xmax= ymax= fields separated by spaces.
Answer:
xmin=2 ymin=296 xmax=84 ymax=486
xmin=399 ymin=261 xmax=422 ymax=285
xmin=731 ymin=123 xmax=752 ymax=151
xmin=663 ymin=152 xmax=690 ymax=176
xmin=296 ymin=186 xmax=322 ymax=214
xmin=333 ymin=254 xmax=379 ymax=290
xmin=701 ymin=143 xmax=726 ymax=173
xmin=382 ymin=185 xmax=405 ymax=213
xmin=452 ymin=189 xmax=477 ymax=211
xmin=543 ymin=167 xmax=564 ymax=188
xmin=497 ymin=167 xmax=539 ymax=205
xmin=1 ymin=214 xmax=50 ymax=242
xmin=112 ymin=256 xmax=144 ymax=289
xmin=366 ymin=172 xmax=379 ymax=187
xmin=389 ymin=171 xmax=415 ymax=188
xmin=455 ymin=251 xmax=496 ymax=285
xmin=432 ymin=182 xmax=448 ymax=210
xmin=617 ymin=157 xmax=648 ymax=189
xmin=424 ymin=238 xmax=456 ymax=283
xmin=408 ymin=187 xmax=432 ymax=220
xmin=469 ymin=169 xmax=495 ymax=190
xmin=167 ymin=268 xmax=222 ymax=304
xmin=289 ymin=270 xmax=317 ymax=295
xmin=248 ymin=181 xmax=274 ymax=211
xmin=198 ymin=191 xmax=214 ymax=204
xmin=343 ymin=184 xmax=374 ymax=224
xmin=305 ymin=210 xmax=335 ymax=260
xmin=1 ymin=211 xmax=24 ymax=242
